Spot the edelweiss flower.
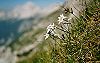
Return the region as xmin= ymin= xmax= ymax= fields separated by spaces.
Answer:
xmin=46 ymin=23 xmax=55 ymax=33
xmin=44 ymin=33 xmax=49 ymax=40
xmin=47 ymin=23 xmax=55 ymax=30
xmin=44 ymin=23 xmax=55 ymax=39
xmin=44 ymin=30 xmax=55 ymax=40
xmin=58 ymin=14 xmax=66 ymax=24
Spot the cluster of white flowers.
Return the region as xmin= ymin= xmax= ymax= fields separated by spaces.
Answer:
xmin=44 ymin=14 xmax=72 ymax=40
xmin=44 ymin=23 xmax=55 ymax=39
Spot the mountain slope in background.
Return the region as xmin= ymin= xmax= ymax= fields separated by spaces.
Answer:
xmin=0 ymin=1 xmax=61 ymax=46
xmin=0 ymin=1 xmax=62 ymax=63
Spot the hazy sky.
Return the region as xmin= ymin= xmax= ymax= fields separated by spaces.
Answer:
xmin=0 ymin=0 xmax=64 ymax=10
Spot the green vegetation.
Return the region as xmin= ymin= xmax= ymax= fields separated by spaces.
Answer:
xmin=17 ymin=0 xmax=100 ymax=63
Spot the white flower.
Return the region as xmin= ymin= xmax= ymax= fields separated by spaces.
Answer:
xmin=44 ymin=23 xmax=55 ymax=40
xmin=47 ymin=23 xmax=55 ymax=30
xmin=44 ymin=33 xmax=49 ymax=40
xmin=46 ymin=23 xmax=55 ymax=34
xmin=58 ymin=14 xmax=66 ymax=24
xmin=44 ymin=31 xmax=55 ymax=40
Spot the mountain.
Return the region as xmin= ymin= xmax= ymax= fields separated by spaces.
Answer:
xmin=0 ymin=6 xmax=61 ymax=63
xmin=7 ymin=5 xmax=62 ymax=63
xmin=0 ymin=1 xmax=61 ymax=46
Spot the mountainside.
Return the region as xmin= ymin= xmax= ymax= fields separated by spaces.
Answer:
xmin=0 ymin=2 xmax=61 ymax=46
xmin=0 ymin=4 xmax=62 ymax=63
xmin=0 ymin=0 xmax=99 ymax=63
xmin=9 ymin=7 xmax=61 ymax=54
xmin=0 ymin=2 xmax=63 ymax=63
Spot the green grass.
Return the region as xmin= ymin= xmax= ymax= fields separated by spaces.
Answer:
xmin=17 ymin=0 xmax=100 ymax=63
